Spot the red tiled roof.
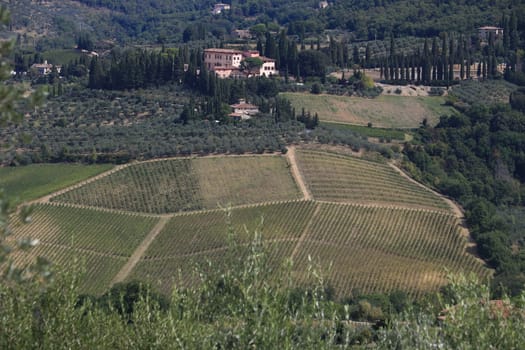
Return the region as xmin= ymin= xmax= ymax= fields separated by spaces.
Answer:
xmin=204 ymin=48 xmax=242 ymax=54
xmin=231 ymin=103 xmax=258 ymax=109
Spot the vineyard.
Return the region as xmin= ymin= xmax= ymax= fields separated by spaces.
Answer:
xmin=11 ymin=204 xmax=159 ymax=294
xmin=193 ymin=156 xmax=301 ymax=208
xmin=9 ymin=151 xmax=489 ymax=298
xmin=280 ymin=93 xmax=450 ymax=128
xmin=51 ymin=156 xmax=300 ymax=213
xmin=126 ymin=201 xmax=488 ymax=297
xmin=293 ymin=202 xmax=488 ymax=297
xmin=129 ymin=201 xmax=315 ymax=293
xmin=52 ymin=159 xmax=202 ymax=213
xmin=294 ymin=149 xmax=450 ymax=211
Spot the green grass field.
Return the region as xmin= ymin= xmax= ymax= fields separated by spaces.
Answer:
xmin=0 ymin=163 xmax=113 ymax=203
xmin=295 ymin=149 xmax=450 ymax=211
xmin=281 ymin=92 xmax=453 ymax=128
xmin=52 ymin=156 xmax=301 ymax=213
xmin=321 ymin=122 xmax=408 ymax=141
xmin=41 ymin=49 xmax=85 ymax=65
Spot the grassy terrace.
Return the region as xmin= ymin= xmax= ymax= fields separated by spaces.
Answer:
xmin=281 ymin=92 xmax=453 ymax=128
xmin=0 ymin=163 xmax=113 ymax=203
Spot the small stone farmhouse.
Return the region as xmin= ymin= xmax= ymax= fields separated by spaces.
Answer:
xmin=229 ymin=99 xmax=259 ymax=120
xmin=478 ymin=26 xmax=503 ymax=42
xmin=30 ymin=60 xmax=61 ymax=76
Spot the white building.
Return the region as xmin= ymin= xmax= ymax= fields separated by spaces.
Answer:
xmin=203 ymin=48 xmax=277 ymax=78
xmin=213 ymin=3 xmax=231 ymax=14
xmin=204 ymin=48 xmax=243 ymax=71
xmin=30 ymin=60 xmax=61 ymax=76
xmin=478 ymin=26 xmax=504 ymax=42
xmin=229 ymin=99 xmax=260 ymax=120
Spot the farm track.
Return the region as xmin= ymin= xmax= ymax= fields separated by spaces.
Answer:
xmin=315 ymin=199 xmax=450 ymax=215
xmin=388 ymin=162 xmax=484 ymax=263
xmin=38 ymin=201 xmax=169 ymax=218
xmin=388 ymin=163 xmax=468 ymax=229
xmin=287 ymin=146 xmax=313 ymax=200
xmin=111 ymin=216 xmax=170 ymax=286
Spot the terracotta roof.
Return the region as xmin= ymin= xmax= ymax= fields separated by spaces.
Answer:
xmin=214 ymin=67 xmax=241 ymax=71
xmin=478 ymin=26 xmax=503 ymax=30
xmin=204 ymin=48 xmax=242 ymax=54
xmin=231 ymin=102 xmax=258 ymax=109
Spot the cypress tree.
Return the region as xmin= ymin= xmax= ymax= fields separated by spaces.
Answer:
xmin=352 ymin=45 xmax=359 ymax=66
xmin=365 ymin=43 xmax=371 ymax=68
xmin=466 ymin=53 xmax=471 ymax=79
xmin=510 ymin=12 xmax=519 ymax=50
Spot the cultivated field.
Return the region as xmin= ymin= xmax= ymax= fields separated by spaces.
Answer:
xmin=51 ymin=156 xmax=301 ymax=213
xmin=294 ymin=149 xmax=450 ymax=211
xmin=11 ymin=204 xmax=159 ymax=294
xmin=0 ymin=163 xmax=112 ymax=203
xmin=194 ymin=156 xmax=301 ymax=208
xmin=127 ymin=201 xmax=487 ymax=297
xmin=281 ymin=92 xmax=453 ymax=128
xmin=129 ymin=201 xmax=315 ymax=293
xmin=52 ymin=159 xmax=202 ymax=213
xmin=9 ymin=151 xmax=489 ymax=298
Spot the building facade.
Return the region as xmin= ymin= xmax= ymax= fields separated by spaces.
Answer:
xmin=204 ymin=48 xmax=243 ymax=71
xmin=203 ymin=48 xmax=277 ymax=78
xmin=478 ymin=26 xmax=504 ymax=42
xmin=229 ymin=99 xmax=260 ymax=120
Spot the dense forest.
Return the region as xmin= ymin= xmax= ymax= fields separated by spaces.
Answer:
xmin=403 ymin=102 xmax=525 ymax=294
xmin=4 ymin=0 xmax=525 ymax=47
xmin=69 ymin=0 xmax=525 ymax=41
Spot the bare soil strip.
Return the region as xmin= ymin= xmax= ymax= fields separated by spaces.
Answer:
xmin=387 ymin=163 xmax=464 ymax=220
xmin=286 ymin=146 xmax=313 ymax=200
xmin=110 ymin=216 xmax=170 ymax=285
xmin=387 ymin=163 xmax=486 ymax=264
xmin=291 ymin=203 xmax=321 ymax=260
